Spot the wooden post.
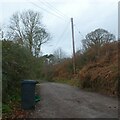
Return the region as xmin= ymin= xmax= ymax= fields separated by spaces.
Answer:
xmin=71 ymin=18 xmax=76 ymax=74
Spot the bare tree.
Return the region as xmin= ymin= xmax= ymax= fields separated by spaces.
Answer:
xmin=82 ymin=28 xmax=115 ymax=50
xmin=7 ymin=10 xmax=50 ymax=57
xmin=82 ymin=28 xmax=116 ymax=59
xmin=53 ymin=48 xmax=67 ymax=64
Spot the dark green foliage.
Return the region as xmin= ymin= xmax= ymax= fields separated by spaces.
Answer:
xmin=2 ymin=40 xmax=36 ymax=103
xmin=2 ymin=104 xmax=11 ymax=113
xmin=2 ymin=40 xmax=48 ymax=117
xmin=32 ymin=57 xmax=45 ymax=79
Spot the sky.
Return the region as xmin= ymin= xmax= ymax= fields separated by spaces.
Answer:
xmin=0 ymin=0 xmax=119 ymax=56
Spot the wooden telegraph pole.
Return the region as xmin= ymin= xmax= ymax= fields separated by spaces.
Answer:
xmin=71 ymin=18 xmax=76 ymax=74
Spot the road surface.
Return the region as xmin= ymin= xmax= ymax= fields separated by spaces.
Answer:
xmin=28 ymin=82 xmax=118 ymax=118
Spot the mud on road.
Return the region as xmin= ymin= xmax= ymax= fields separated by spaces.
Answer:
xmin=28 ymin=82 xmax=118 ymax=118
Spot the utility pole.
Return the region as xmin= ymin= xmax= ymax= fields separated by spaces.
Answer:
xmin=71 ymin=18 xmax=76 ymax=74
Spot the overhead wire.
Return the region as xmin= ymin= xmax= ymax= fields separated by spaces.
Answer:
xmin=28 ymin=1 xmax=67 ymax=21
xmin=54 ymin=22 xmax=70 ymax=50
xmin=37 ymin=0 xmax=70 ymax=19
xmin=73 ymin=24 xmax=85 ymax=51
xmin=74 ymin=24 xmax=84 ymax=39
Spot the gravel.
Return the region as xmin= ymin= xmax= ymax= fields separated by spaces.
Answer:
xmin=28 ymin=82 xmax=118 ymax=118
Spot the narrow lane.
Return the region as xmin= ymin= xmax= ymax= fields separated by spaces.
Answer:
xmin=28 ymin=82 xmax=118 ymax=118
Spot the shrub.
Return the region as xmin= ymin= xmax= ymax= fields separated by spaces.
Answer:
xmin=2 ymin=40 xmax=35 ymax=103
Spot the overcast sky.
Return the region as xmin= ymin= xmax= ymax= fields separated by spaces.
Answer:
xmin=0 ymin=0 xmax=119 ymax=56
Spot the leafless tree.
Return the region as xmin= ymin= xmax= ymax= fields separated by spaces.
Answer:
xmin=82 ymin=28 xmax=115 ymax=50
xmin=82 ymin=28 xmax=116 ymax=59
xmin=53 ymin=48 xmax=67 ymax=64
xmin=7 ymin=10 xmax=50 ymax=57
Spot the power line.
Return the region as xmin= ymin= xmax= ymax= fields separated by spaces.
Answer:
xmin=74 ymin=24 xmax=84 ymax=39
xmin=38 ymin=0 xmax=65 ymax=17
xmin=45 ymin=0 xmax=69 ymax=18
xmin=28 ymin=1 xmax=66 ymax=21
xmin=54 ymin=22 xmax=70 ymax=49
xmin=36 ymin=0 xmax=63 ymax=18
xmin=38 ymin=0 xmax=70 ymax=19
